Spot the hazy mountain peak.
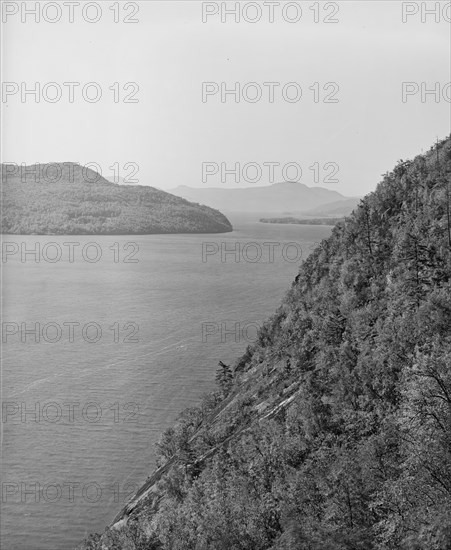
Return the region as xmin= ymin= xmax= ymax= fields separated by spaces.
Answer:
xmin=169 ymin=181 xmax=347 ymax=214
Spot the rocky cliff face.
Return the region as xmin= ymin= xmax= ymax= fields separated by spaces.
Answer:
xmin=79 ymin=137 xmax=451 ymax=550
xmin=1 ymin=163 xmax=233 ymax=234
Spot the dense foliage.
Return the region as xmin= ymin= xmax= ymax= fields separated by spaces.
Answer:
xmin=79 ymin=137 xmax=451 ymax=550
xmin=0 ymin=163 xmax=232 ymax=234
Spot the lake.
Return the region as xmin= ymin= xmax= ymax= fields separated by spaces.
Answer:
xmin=1 ymin=217 xmax=332 ymax=550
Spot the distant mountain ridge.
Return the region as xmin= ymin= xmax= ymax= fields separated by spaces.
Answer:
xmin=169 ymin=181 xmax=350 ymax=214
xmin=1 ymin=163 xmax=232 ymax=234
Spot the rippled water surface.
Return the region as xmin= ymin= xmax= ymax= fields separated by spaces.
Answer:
xmin=1 ymin=218 xmax=332 ymax=550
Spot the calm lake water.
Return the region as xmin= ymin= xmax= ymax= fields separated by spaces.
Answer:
xmin=1 ymin=217 xmax=332 ymax=550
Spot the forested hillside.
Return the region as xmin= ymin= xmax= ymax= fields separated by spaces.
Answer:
xmin=0 ymin=163 xmax=232 ymax=234
xmin=79 ymin=136 xmax=451 ymax=550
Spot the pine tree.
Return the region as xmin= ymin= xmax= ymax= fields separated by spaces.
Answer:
xmin=215 ymin=361 xmax=233 ymax=397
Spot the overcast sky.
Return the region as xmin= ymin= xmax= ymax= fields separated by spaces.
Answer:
xmin=1 ymin=0 xmax=450 ymax=196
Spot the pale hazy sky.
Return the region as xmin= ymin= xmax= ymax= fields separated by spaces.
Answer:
xmin=1 ymin=0 xmax=450 ymax=196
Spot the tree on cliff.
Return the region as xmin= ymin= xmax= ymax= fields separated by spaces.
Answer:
xmin=215 ymin=361 xmax=233 ymax=397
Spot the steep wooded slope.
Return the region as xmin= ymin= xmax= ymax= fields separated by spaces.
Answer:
xmin=79 ymin=137 xmax=451 ymax=550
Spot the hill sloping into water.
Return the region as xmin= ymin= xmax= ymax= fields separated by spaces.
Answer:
xmin=1 ymin=163 xmax=232 ymax=234
xmin=80 ymin=137 xmax=451 ymax=550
